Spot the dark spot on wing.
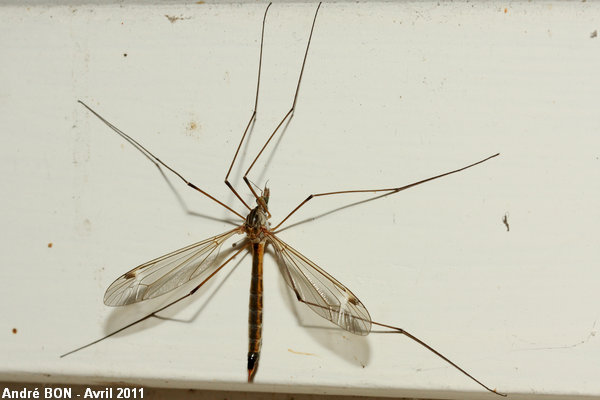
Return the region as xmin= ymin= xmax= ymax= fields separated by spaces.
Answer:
xmin=124 ymin=270 xmax=137 ymax=279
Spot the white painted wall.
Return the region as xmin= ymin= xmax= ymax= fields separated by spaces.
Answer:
xmin=1 ymin=1 xmax=599 ymax=399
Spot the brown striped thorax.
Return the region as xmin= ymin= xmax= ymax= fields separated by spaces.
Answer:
xmin=243 ymin=187 xmax=270 ymax=243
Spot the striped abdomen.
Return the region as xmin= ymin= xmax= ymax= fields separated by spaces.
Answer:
xmin=247 ymin=241 xmax=264 ymax=382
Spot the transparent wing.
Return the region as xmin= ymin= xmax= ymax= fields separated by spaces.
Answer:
xmin=266 ymin=232 xmax=372 ymax=335
xmin=104 ymin=228 xmax=242 ymax=306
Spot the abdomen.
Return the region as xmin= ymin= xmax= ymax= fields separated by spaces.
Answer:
xmin=247 ymin=241 xmax=264 ymax=382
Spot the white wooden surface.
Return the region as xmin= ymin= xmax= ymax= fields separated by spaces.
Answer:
xmin=1 ymin=1 xmax=599 ymax=399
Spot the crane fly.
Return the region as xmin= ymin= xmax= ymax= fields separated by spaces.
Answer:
xmin=63 ymin=3 xmax=505 ymax=396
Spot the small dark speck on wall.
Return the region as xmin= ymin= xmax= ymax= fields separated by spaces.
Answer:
xmin=502 ymin=213 xmax=510 ymax=232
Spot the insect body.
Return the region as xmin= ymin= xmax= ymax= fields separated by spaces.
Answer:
xmin=64 ymin=3 xmax=506 ymax=396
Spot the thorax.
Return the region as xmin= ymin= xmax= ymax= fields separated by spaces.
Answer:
xmin=244 ymin=206 xmax=270 ymax=243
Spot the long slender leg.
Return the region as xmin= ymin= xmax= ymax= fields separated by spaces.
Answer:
xmin=293 ymin=296 xmax=507 ymax=397
xmin=243 ymin=3 xmax=323 ymax=204
xmin=60 ymin=243 xmax=249 ymax=358
xmin=369 ymin=320 xmax=507 ymax=397
xmin=78 ymin=100 xmax=245 ymax=220
xmin=272 ymin=153 xmax=500 ymax=231
xmin=224 ymin=3 xmax=273 ymax=211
